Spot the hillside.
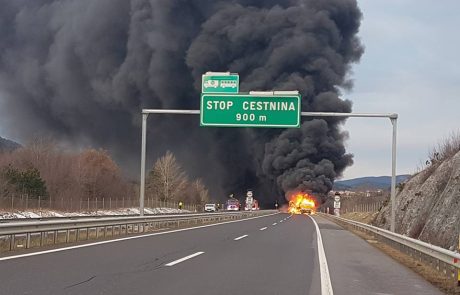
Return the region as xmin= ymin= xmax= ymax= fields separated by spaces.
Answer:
xmin=0 ymin=136 xmax=21 ymax=152
xmin=373 ymin=150 xmax=460 ymax=250
xmin=334 ymin=175 xmax=410 ymax=191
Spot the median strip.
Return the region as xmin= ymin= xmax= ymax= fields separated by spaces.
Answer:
xmin=165 ymin=252 xmax=204 ymax=266
xmin=234 ymin=234 xmax=248 ymax=241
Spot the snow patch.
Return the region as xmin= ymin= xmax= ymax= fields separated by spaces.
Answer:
xmin=0 ymin=207 xmax=191 ymax=220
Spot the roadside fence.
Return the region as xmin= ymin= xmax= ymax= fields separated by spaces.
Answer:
xmin=340 ymin=201 xmax=384 ymax=213
xmin=0 ymin=195 xmax=197 ymax=212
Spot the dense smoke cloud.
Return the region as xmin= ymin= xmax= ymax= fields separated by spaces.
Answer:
xmin=0 ymin=0 xmax=363 ymax=205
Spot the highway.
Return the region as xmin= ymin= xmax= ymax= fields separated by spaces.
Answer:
xmin=0 ymin=213 xmax=443 ymax=295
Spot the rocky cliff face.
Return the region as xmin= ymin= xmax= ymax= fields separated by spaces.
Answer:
xmin=373 ymin=150 xmax=460 ymax=251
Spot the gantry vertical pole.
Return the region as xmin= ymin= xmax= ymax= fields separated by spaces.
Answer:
xmin=139 ymin=113 xmax=148 ymax=216
xmin=390 ymin=116 xmax=398 ymax=232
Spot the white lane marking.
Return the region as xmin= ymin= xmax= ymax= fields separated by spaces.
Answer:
xmin=272 ymin=222 xmax=277 ymax=226
xmin=259 ymin=227 xmax=267 ymax=231
xmin=234 ymin=234 xmax=248 ymax=241
xmin=165 ymin=251 xmax=204 ymax=266
xmin=0 ymin=213 xmax=279 ymax=262
xmin=279 ymin=220 xmax=283 ymax=223
xmin=308 ymin=215 xmax=334 ymax=295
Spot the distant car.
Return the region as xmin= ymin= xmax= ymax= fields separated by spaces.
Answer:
xmin=204 ymin=204 xmax=217 ymax=212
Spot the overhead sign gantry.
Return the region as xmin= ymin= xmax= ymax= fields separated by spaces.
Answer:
xmin=139 ymin=71 xmax=399 ymax=232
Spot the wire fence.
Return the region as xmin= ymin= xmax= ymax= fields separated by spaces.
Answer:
xmin=340 ymin=201 xmax=384 ymax=213
xmin=0 ymin=195 xmax=198 ymax=212
xmin=339 ymin=195 xmax=388 ymax=214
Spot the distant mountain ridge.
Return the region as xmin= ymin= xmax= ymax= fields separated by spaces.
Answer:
xmin=334 ymin=175 xmax=410 ymax=190
xmin=0 ymin=136 xmax=21 ymax=152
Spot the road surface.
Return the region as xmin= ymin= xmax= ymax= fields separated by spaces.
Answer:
xmin=0 ymin=213 xmax=444 ymax=294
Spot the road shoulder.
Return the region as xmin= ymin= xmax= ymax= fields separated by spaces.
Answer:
xmin=313 ymin=215 xmax=444 ymax=295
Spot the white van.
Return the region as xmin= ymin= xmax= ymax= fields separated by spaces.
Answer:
xmin=204 ymin=203 xmax=217 ymax=212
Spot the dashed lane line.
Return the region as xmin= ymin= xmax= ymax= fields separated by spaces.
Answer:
xmin=165 ymin=252 xmax=205 ymax=266
xmin=234 ymin=234 xmax=249 ymax=241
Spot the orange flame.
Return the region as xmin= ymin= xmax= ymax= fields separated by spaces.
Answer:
xmin=287 ymin=192 xmax=316 ymax=215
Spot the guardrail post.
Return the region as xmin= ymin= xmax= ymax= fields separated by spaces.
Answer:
xmin=26 ymin=233 xmax=31 ymax=249
xmin=10 ymin=234 xmax=14 ymax=250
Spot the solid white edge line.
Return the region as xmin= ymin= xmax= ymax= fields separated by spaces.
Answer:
xmin=0 ymin=212 xmax=279 ymax=262
xmin=259 ymin=227 xmax=267 ymax=231
xmin=234 ymin=234 xmax=248 ymax=241
xmin=165 ymin=251 xmax=204 ymax=266
xmin=308 ymin=215 xmax=334 ymax=295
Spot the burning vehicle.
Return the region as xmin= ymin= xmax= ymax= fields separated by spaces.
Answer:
xmin=288 ymin=192 xmax=317 ymax=215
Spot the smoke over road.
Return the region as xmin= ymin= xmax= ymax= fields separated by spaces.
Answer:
xmin=0 ymin=0 xmax=363 ymax=205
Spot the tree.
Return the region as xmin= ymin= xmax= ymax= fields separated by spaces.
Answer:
xmin=78 ymin=149 xmax=128 ymax=200
xmin=3 ymin=165 xmax=48 ymax=198
xmin=147 ymin=151 xmax=188 ymax=202
xmin=187 ymin=179 xmax=210 ymax=206
xmin=0 ymin=143 xmax=133 ymax=205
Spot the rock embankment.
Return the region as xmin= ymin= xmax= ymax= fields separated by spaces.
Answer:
xmin=373 ymin=150 xmax=460 ymax=251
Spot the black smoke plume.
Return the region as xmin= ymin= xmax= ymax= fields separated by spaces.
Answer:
xmin=0 ymin=0 xmax=363 ymax=206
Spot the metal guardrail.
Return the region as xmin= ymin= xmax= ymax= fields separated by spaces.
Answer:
xmin=0 ymin=211 xmax=218 ymax=223
xmin=319 ymin=213 xmax=460 ymax=284
xmin=0 ymin=210 xmax=277 ymax=252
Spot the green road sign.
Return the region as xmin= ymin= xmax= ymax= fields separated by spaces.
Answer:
xmin=202 ymin=73 xmax=239 ymax=94
xmin=200 ymin=93 xmax=301 ymax=128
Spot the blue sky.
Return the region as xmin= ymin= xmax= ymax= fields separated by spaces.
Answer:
xmin=341 ymin=0 xmax=460 ymax=179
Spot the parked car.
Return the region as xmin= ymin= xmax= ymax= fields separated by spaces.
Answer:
xmin=204 ymin=203 xmax=217 ymax=212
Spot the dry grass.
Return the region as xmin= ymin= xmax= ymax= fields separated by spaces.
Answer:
xmin=417 ymin=131 xmax=460 ymax=182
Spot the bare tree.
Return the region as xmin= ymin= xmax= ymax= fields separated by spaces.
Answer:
xmin=78 ymin=149 xmax=128 ymax=200
xmin=0 ymin=142 xmax=133 ymax=208
xmin=147 ymin=151 xmax=188 ymax=202
xmin=188 ymin=178 xmax=210 ymax=205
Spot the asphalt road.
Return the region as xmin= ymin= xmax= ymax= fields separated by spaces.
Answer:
xmin=0 ymin=213 xmax=444 ymax=295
